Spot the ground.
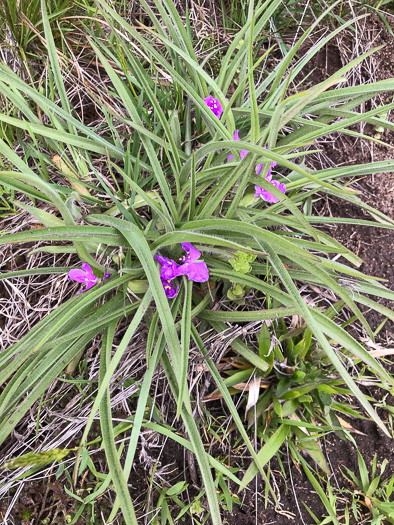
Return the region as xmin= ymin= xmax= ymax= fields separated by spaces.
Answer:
xmin=302 ymin=12 xmax=394 ymax=340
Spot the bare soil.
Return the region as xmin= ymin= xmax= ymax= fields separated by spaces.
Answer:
xmin=302 ymin=13 xmax=394 ymax=341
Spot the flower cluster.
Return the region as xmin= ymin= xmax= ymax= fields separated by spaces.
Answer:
xmin=68 ymin=263 xmax=109 ymax=294
xmin=155 ymin=242 xmax=209 ymax=298
xmin=203 ymin=96 xmax=286 ymax=204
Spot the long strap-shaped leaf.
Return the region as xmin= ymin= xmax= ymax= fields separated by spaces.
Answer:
xmin=177 ymin=279 xmax=193 ymax=418
xmin=0 ymin=151 xmax=105 ymax=272
xmin=179 ymin=218 xmax=318 ymax=261
xmin=95 ymin=0 xmax=233 ymax=141
xmin=150 ymin=230 xmax=264 ymax=256
xmin=0 ymin=225 xmax=126 ymax=247
xmin=160 ymin=351 xmax=223 ymax=525
xmin=0 ymin=329 xmax=99 ymax=447
xmin=0 ymin=66 xmax=125 ymax=159
xmin=107 ymin=293 xmax=212 ymax=522
xmin=241 ymin=425 xmax=290 ymax=487
xmin=106 ymin=291 xmax=183 ymax=522
xmin=0 ymin=113 xmax=124 ymax=156
xmin=101 ymin=26 xmax=185 ymax=169
xmin=0 ymin=296 xmax=127 ymax=410
xmin=218 ymin=0 xmax=283 ymax=95
xmin=109 ymin=164 xmax=174 ymax=231
xmin=99 ymin=323 xmax=138 ymax=525
xmin=40 ymin=0 xmax=90 ymax=178
xmin=90 ymin=216 xmax=185 ymax=374
xmin=178 ymin=139 xmax=354 ymax=195
xmin=0 ymin=276 xmax=130 ymax=385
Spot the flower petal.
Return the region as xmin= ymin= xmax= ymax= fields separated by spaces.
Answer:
xmin=155 ymin=255 xmax=179 ymax=280
xmin=81 ymin=263 xmax=95 ymax=279
xmin=155 ymin=255 xmax=171 ymax=265
xmin=255 ymin=164 xmax=264 ymax=175
xmin=68 ymin=269 xmax=89 ymax=283
xmin=271 ymin=180 xmax=286 ymax=196
xmin=180 ymin=242 xmax=201 ymax=263
xmin=203 ymin=95 xmax=224 ymax=119
xmin=161 ymin=279 xmax=179 ymax=298
xmin=254 ymin=178 xmax=286 ymax=203
xmin=176 ymin=261 xmax=209 ymax=282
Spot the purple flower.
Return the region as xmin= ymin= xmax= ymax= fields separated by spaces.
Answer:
xmin=68 ymin=263 xmax=98 ymax=294
xmin=203 ymin=96 xmax=225 ymax=119
xmin=155 ymin=255 xmax=179 ymax=281
xmin=161 ymin=279 xmax=179 ymax=298
xmin=176 ymin=242 xmax=209 ymax=283
xmin=227 ymin=134 xmax=277 ymax=178
xmin=227 ymin=130 xmax=249 ymax=162
xmin=68 ymin=263 xmax=110 ymax=294
xmin=254 ymin=174 xmax=286 ymax=203
xmin=155 ymin=243 xmax=209 ymax=298
xmin=177 ymin=242 xmax=201 ymax=263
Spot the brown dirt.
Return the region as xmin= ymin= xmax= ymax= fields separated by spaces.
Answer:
xmin=303 ymin=13 xmax=394 ymax=340
xmin=223 ymin=417 xmax=394 ymax=524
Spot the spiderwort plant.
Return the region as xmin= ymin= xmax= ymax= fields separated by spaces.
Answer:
xmin=2 ymin=2 xmax=394 ymax=524
xmin=155 ymin=243 xmax=209 ymax=298
xmin=68 ymin=263 xmax=109 ymax=294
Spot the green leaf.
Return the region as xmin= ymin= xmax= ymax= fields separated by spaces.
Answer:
xmin=14 ymin=200 xmax=64 ymax=227
xmin=99 ymin=324 xmax=138 ymax=525
xmin=293 ymin=427 xmax=330 ymax=475
xmin=177 ymin=279 xmax=193 ymax=418
xmin=260 ymin=241 xmax=390 ymax=436
xmin=241 ymin=425 xmax=290 ymax=487
xmin=259 ymin=322 xmax=274 ymax=372
xmin=166 ymin=481 xmax=188 ymax=497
